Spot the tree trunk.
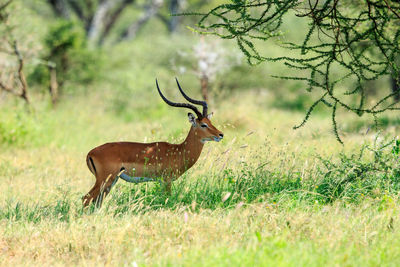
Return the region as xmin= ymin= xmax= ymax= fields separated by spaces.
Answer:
xmin=47 ymin=0 xmax=70 ymax=18
xmin=87 ymin=0 xmax=116 ymax=44
xmin=200 ymin=74 xmax=208 ymax=102
xmin=168 ymin=0 xmax=180 ymax=32
xmin=48 ymin=65 xmax=59 ymax=105
xmin=14 ymin=41 xmax=29 ymax=104
xmin=391 ymin=74 xmax=400 ymax=102
xmin=98 ymin=0 xmax=134 ymax=45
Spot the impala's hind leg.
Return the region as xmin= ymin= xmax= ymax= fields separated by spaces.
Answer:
xmin=94 ymin=174 xmax=119 ymax=207
xmin=83 ymin=172 xmax=118 ymax=208
xmin=82 ymin=180 xmax=101 ymax=207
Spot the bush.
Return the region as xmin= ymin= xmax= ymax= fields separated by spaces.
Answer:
xmin=29 ymin=20 xmax=103 ymax=93
xmin=0 ymin=110 xmax=40 ymax=147
xmin=314 ymin=138 xmax=400 ymax=203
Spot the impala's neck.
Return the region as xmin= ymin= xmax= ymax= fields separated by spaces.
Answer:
xmin=179 ymin=126 xmax=204 ymax=168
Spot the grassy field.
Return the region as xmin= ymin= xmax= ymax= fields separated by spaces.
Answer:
xmin=1 ymin=86 xmax=400 ymax=266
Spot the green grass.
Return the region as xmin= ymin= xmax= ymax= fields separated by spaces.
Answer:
xmin=1 ymin=132 xmax=399 ymax=223
xmin=1 ymin=87 xmax=400 ymax=265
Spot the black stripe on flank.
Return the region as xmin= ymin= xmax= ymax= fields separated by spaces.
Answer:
xmin=89 ymin=157 xmax=97 ymax=175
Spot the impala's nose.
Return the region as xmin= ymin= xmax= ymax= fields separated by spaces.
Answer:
xmin=213 ymin=133 xmax=224 ymax=142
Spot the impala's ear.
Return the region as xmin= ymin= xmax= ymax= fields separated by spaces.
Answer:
xmin=207 ymin=112 xmax=214 ymax=119
xmin=188 ymin=113 xmax=197 ymax=126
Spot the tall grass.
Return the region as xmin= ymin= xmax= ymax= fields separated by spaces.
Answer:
xmin=1 ymin=135 xmax=399 ymax=225
xmin=1 ymin=91 xmax=399 ymax=265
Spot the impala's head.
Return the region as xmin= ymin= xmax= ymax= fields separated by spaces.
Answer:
xmin=187 ymin=112 xmax=224 ymax=143
xmin=156 ymin=78 xmax=224 ymax=143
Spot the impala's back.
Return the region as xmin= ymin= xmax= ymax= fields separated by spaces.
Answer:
xmin=87 ymin=141 xmax=186 ymax=179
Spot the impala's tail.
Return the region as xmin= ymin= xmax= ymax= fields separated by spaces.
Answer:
xmin=86 ymin=155 xmax=97 ymax=175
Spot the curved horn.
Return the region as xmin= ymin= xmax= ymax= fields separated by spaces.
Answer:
xmin=175 ymin=78 xmax=208 ymax=117
xmin=156 ymin=79 xmax=203 ymax=118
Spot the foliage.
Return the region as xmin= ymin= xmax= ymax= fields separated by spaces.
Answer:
xmin=314 ymin=136 xmax=400 ymax=203
xmin=29 ymin=20 xmax=102 ymax=92
xmin=188 ymin=0 xmax=400 ymax=142
xmin=0 ymin=108 xmax=40 ymax=146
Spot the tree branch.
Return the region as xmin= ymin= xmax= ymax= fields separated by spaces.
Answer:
xmin=118 ymin=0 xmax=163 ymax=41
xmin=98 ymin=0 xmax=134 ymax=45
xmin=13 ymin=40 xmax=29 ymax=103
xmin=68 ymin=0 xmax=87 ymax=26
xmin=47 ymin=0 xmax=70 ymax=19
xmin=191 ymin=0 xmax=400 ymax=142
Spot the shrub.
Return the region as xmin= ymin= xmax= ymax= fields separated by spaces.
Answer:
xmin=314 ymin=137 xmax=400 ymax=203
xmin=0 ymin=110 xmax=40 ymax=147
xmin=29 ymin=20 xmax=103 ymax=93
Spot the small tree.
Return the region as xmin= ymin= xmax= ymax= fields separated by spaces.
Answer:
xmin=173 ymin=37 xmax=242 ymax=101
xmin=29 ymin=20 xmax=101 ymax=104
xmin=0 ymin=0 xmax=29 ymax=104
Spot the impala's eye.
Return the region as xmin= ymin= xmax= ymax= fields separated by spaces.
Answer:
xmin=201 ymin=123 xmax=208 ymax=128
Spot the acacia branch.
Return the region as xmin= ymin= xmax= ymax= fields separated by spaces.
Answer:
xmin=191 ymin=0 xmax=400 ymax=142
xmin=382 ymin=0 xmax=400 ymax=19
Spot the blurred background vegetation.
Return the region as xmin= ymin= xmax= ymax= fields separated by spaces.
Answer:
xmin=0 ymin=0 xmax=398 ymax=143
xmin=0 ymin=1 xmax=398 ymax=120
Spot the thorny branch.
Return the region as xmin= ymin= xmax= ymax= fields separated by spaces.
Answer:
xmin=187 ymin=0 xmax=400 ymax=143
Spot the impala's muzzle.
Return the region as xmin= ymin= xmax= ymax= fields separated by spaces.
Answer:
xmin=213 ymin=133 xmax=224 ymax=142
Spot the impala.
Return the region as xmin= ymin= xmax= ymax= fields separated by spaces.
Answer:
xmin=82 ymin=78 xmax=224 ymax=207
